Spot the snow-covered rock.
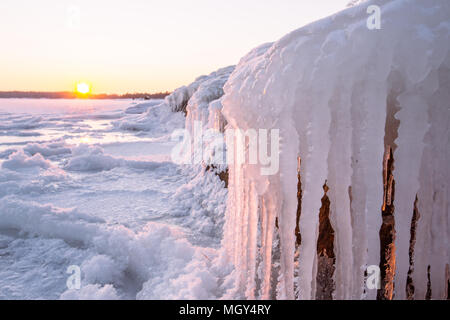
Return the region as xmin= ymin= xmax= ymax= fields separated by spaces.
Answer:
xmin=115 ymin=66 xmax=234 ymax=137
xmin=184 ymin=66 xmax=235 ymax=132
xmin=115 ymin=101 xmax=185 ymax=134
xmin=168 ymin=66 xmax=234 ymax=115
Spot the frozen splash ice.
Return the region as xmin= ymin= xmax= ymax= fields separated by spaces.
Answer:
xmin=221 ymin=0 xmax=450 ymax=300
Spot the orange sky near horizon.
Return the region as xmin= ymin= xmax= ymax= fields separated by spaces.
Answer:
xmin=0 ymin=0 xmax=350 ymax=94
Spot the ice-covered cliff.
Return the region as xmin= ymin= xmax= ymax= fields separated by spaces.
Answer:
xmin=220 ymin=0 xmax=449 ymax=300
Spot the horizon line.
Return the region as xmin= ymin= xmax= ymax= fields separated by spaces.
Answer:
xmin=0 ymin=90 xmax=171 ymax=100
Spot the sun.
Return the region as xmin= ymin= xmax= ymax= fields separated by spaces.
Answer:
xmin=76 ymin=82 xmax=91 ymax=95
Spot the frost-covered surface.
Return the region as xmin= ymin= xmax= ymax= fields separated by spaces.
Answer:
xmin=221 ymin=0 xmax=449 ymax=300
xmin=0 ymin=97 xmax=227 ymax=299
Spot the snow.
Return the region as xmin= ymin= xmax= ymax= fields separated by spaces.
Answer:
xmin=63 ymin=145 xmax=123 ymax=172
xmin=185 ymin=66 xmax=235 ymax=134
xmin=0 ymin=94 xmax=228 ymax=299
xmin=166 ymin=68 xmax=234 ymax=114
xmin=60 ymin=284 xmax=120 ymax=300
xmin=2 ymin=150 xmax=53 ymax=170
xmin=346 ymin=0 xmax=368 ymax=7
xmin=23 ymin=141 xmax=72 ymax=157
xmin=115 ymin=102 xmax=185 ymax=134
xmin=221 ymin=0 xmax=449 ymax=300
xmin=114 ymin=67 xmax=233 ymax=135
xmin=124 ymin=100 xmax=164 ymax=114
xmin=0 ymin=160 xmax=226 ymax=299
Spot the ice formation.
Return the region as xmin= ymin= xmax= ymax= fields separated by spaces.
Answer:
xmin=221 ymin=0 xmax=449 ymax=300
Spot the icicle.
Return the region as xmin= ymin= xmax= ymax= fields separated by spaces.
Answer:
xmin=239 ymin=176 xmax=250 ymax=295
xmin=349 ymin=98 xmax=368 ymax=299
xmin=327 ymin=84 xmax=354 ymax=299
xmin=276 ymin=115 xmax=299 ymax=299
xmin=297 ymin=100 xmax=332 ymax=299
xmin=260 ymin=196 xmax=276 ymax=299
xmin=428 ymin=66 xmax=449 ymax=299
xmin=414 ymin=146 xmax=434 ymax=299
xmin=245 ymin=182 xmax=259 ymax=299
xmin=393 ymin=93 xmax=429 ymax=299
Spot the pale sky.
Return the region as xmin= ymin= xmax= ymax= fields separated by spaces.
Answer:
xmin=0 ymin=0 xmax=350 ymax=94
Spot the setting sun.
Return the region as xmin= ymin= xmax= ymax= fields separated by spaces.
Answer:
xmin=76 ymin=82 xmax=91 ymax=94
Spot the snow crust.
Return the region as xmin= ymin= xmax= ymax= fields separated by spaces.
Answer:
xmin=0 ymin=179 xmax=225 ymax=299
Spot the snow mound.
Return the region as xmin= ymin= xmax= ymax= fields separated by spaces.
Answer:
xmin=221 ymin=0 xmax=450 ymax=300
xmin=0 ymin=197 xmax=103 ymax=252
xmin=124 ymin=100 xmax=164 ymax=114
xmin=64 ymin=144 xmax=172 ymax=172
xmin=115 ymin=102 xmax=185 ymax=134
xmin=64 ymin=145 xmax=122 ymax=172
xmin=23 ymin=141 xmax=71 ymax=157
xmin=2 ymin=150 xmax=53 ymax=171
xmin=60 ymin=284 xmax=120 ymax=300
xmin=81 ymin=255 xmax=125 ymax=285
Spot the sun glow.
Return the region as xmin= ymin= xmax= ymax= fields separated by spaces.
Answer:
xmin=76 ymin=82 xmax=91 ymax=95
xmin=79 ymin=136 xmax=92 ymax=144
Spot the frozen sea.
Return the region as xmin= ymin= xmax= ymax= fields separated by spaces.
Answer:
xmin=0 ymin=98 xmax=227 ymax=300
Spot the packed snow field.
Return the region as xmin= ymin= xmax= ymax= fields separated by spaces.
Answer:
xmin=0 ymin=98 xmax=228 ymax=299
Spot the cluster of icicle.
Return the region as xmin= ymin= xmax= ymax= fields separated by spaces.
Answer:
xmin=220 ymin=0 xmax=449 ymax=299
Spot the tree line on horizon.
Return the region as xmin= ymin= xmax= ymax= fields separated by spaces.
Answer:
xmin=0 ymin=91 xmax=170 ymax=100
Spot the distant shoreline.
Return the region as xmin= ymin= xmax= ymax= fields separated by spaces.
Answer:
xmin=0 ymin=91 xmax=170 ymax=100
